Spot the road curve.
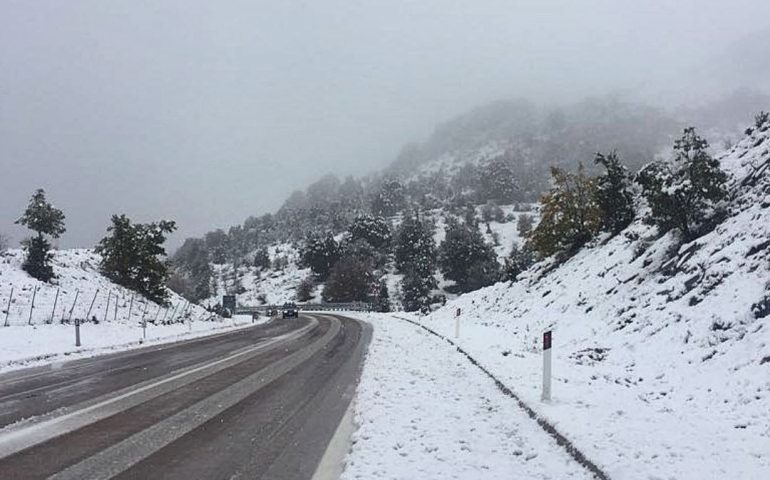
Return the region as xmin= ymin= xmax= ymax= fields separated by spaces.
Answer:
xmin=0 ymin=313 xmax=371 ymax=480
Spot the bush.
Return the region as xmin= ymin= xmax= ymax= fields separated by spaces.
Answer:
xmin=296 ymin=276 xmax=316 ymax=302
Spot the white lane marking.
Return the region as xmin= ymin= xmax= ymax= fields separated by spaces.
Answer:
xmin=48 ymin=316 xmax=341 ymax=480
xmin=0 ymin=318 xmax=318 ymax=460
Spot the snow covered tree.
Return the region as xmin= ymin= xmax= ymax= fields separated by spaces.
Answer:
xmin=393 ymin=211 xmax=436 ymax=276
xmin=479 ymin=156 xmax=520 ymax=203
xmin=594 ymin=151 xmax=635 ymax=235
xmin=400 ymin=266 xmax=436 ymax=314
xmin=348 ymin=214 xmax=391 ymax=249
xmin=516 ymin=213 xmax=534 ymax=237
xmin=371 ymin=178 xmax=406 ymax=217
xmin=321 ymin=255 xmax=374 ymax=303
xmin=253 ymin=247 xmax=271 ymax=270
xmin=373 ymin=281 xmax=391 ymax=312
xmin=481 ymin=201 xmax=505 ymax=223
xmin=15 ymin=189 xmax=66 ymax=282
xmin=438 ymin=216 xmax=500 ymax=292
xmin=637 ymin=127 xmax=727 ymax=239
xmin=528 ymin=165 xmax=601 ymax=257
xmin=503 ymin=242 xmax=535 ymax=282
xmin=95 ymin=215 xmax=176 ymax=304
xmin=300 ymin=232 xmax=340 ymax=280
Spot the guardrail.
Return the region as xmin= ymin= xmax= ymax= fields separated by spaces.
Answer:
xmin=235 ymin=302 xmax=373 ymax=315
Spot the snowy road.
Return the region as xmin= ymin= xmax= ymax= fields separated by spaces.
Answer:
xmin=0 ymin=314 xmax=370 ymax=479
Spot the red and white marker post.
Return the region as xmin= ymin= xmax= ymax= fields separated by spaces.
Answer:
xmin=455 ymin=307 xmax=461 ymax=338
xmin=542 ymin=330 xmax=552 ymax=402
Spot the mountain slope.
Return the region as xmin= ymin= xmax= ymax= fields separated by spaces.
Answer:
xmin=413 ymin=118 xmax=770 ymax=478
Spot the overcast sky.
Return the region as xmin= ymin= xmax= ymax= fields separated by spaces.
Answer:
xmin=2 ymin=0 xmax=769 ymax=249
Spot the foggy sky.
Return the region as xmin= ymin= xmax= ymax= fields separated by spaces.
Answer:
xmin=2 ymin=0 xmax=769 ymax=249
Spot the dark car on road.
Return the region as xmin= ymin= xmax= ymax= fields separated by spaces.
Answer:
xmin=282 ymin=302 xmax=299 ymax=319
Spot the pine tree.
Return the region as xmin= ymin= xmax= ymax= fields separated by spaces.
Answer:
xmin=371 ymin=178 xmax=406 ymax=217
xmin=321 ymin=255 xmax=374 ymax=303
xmin=253 ymin=247 xmax=271 ymax=270
xmin=15 ymin=189 xmax=66 ymax=282
xmin=300 ymin=232 xmax=340 ymax=280
xmin=503 ymin=242 xmax=535 ymax=282
xmin=96 ymin=215 xmax=176 ymax=304
xmin=637 ymin=127 xmax=727 ymax=239
xmin=348 ymin=214 xmax=391 ymax=249
xmin=438 ymin=216 xmax=500 ymax=292
xmin=528 ymin=165 xmax=601 ymax=257
xmin=296 ymin=276 xmax=316 ymax=302
xmin=374 ymin=281 xmax=391 ymax=312
xmin=594 ymin=151 xmax=635 ymax=234
xmin=400 ymin=266 xmax=436 ymax=314
xmin=480 ymin=156 xmax=520 ymax=203
xmin=393 ymin=211 xmax=436 ymax=276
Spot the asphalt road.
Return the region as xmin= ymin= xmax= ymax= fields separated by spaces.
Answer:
xmin=0 ymin=313 xmax=371 ymax=480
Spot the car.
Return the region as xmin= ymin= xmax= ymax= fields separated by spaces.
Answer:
xmin=282 ymin=302 xmax=299 ymax=318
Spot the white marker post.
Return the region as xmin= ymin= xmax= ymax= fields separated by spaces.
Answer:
xmin=542 ymin=330 xmax=552 ymax=402
xmin=455 ymin=307 xmax=461 ymax=338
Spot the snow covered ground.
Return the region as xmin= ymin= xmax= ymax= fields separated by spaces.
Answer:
xmin=0 ymin=248 xmax=253 ymax=372
xmin=393 ymin=124 xmax=770 ymax=479
xmin=341 ymin=313 xmax=594 ymax=480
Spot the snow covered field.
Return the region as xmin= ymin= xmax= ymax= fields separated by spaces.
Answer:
xmin=342 ymin=313 xmax=594 ymax=480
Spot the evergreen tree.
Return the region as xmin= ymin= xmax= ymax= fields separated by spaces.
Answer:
xmin=393 ymin=211 xmax=436 ymax=276
xmin=300 ymin=232 xmax=340 ymax=280
xmin=348 ymin=214 xmax=391 ymax=249
xmin=503 ymin=242 xmax=535 ymax=282
xmin=438 ymin=216 xmax=500 ymax=293
xmin=636 ymin=127 xmax=727 ymax=239
xmin=95 ymin=215 xmax=176 ymax=304
xmin=528 ymin=165 xmax=601 ymax=257
xmin=15 ymin=189 xmax=66 ymax=282
xmin=479 ymin=156 xmax=520 ymax=203
xmin=321 ymin=255 xmax=374 ymax=303
xmin=594 ymin=151 xmax=635 ymax=234
xmin=371 ymin=178 xmax=406 ymax=217
xmin=253 ymin=247 xmax=271 ymax=270
xmin=296 ymin=276 xmax=316 ymax=302
xmin=516 ymin=213 xmax=534 ymax=237
xmin=400 ymin=266 xmax=436 ymax=314
xmin=374 ymin=281 xmax=391 ymax=312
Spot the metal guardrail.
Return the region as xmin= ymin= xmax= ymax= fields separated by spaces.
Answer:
xmin=234 ymin=302 xmax=373 ymax=315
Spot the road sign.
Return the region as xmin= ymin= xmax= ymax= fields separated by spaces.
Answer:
xmin=222 ymin=295 xmax=236 ymax=312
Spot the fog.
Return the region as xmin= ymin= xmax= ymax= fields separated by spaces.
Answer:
xmin=2 ymin=0 xmax=769 ymax=248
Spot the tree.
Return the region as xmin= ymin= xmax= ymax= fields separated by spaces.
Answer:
xmin=253 ymin=247 xmax=271 ymax=270
xmin=438 ymin=217 xmax=500 ymax=293
xmin=528 ymin=165 xmax=601 ymax=257
xmin=95 ymin=215 xmax=177 ymax=304
xmin=371 ymin=178 xmax=406 ymax=217
xmin=300 ymin=232 xmax=340 ymax=280
xmin=348 ymin=214 xmax=391 ymax=249
xmin=373 ymin=281 xmax=391 ymax=312
xmin=296 ymin=276 xmax=316 ymax=302
xmin=594 ymin=151 xmax=635 ymax=234
xmin=393 ymin=211 xmax=436 ymax=276
xmin=400 ymin=266 xmax=436 ymax=313
xmin=479 ymin=156 xmax=520 ymax=203
xmin=516 ymin=213 xmax=534 ymax=237
xmin=321 ymin=255 xmax=374 ymax=303
xmin=481 ymin=201 xmax=505 ymax=223
xmin=503 ymin=242 xmax=535 ymax=282
xmin=15 ymin=189 xmax=66 ymax=282
xmin=636 ymin=127 xmax=727 ymax=239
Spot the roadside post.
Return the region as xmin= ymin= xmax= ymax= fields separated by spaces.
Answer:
xmin=455 ymin=307 xmax=461 ymax=338
xmin=75 ymin=317 xmax=81 ymax=347
xmin=542 ymin=330 xmax=552 ymax=402
xmin=28 ymin=285 xmax=38 ymax=325
xmin=50 ymin=287 xmax=60 ymax=324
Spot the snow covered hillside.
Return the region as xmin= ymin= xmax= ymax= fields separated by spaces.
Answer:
xmin=408 ymin=121 xmax=770 ymax=478
xmin=0 ymin=249 xmax=235 ymax=370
